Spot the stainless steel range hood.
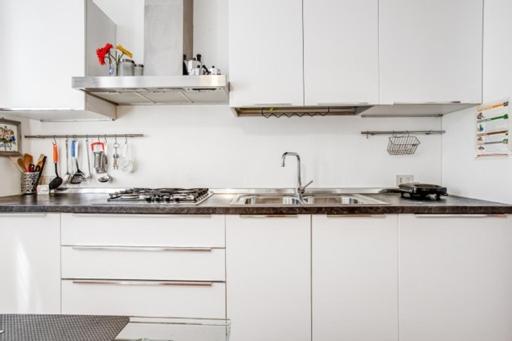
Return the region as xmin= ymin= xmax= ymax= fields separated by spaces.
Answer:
xmin=72 ymin=0 xmax=229 ymax=106
xmin=72 ymin=75 xmax=228 ymax=105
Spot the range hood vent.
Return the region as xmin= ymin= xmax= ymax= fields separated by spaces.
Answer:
xmin=72 ymin=0 xmax=229 ymax=107
xmin=72 ymin=75 xmax=228 ymax=105
xmin=234 ymin=105 xmax=372 ymax=118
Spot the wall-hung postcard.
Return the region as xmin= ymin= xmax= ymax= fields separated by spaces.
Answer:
xmin=475 ymin=100 xmax=511 ymax=157
xmin=0 ymin=118 xmax=22 ymax=156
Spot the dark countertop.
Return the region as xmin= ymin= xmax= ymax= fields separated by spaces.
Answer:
xmin=0 ymin=191 xmax=511 ymax=215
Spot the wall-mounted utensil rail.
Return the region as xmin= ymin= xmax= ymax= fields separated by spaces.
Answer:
xmin=361 ymin=130 xmax=445 ymax=138
xmin=24 ymin=134 xmax=144 ymax=139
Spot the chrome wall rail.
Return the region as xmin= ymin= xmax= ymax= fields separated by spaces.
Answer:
xmin=24 ymin=134 xmax=144 ymax=139
xmin=361 ymin=130 xmax=445 ymax=138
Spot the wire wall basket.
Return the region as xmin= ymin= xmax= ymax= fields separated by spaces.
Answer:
xmin=387 ymin=134 xmax=421 ymax=155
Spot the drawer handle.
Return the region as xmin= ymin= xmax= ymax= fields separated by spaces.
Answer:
xmin=414 ymin=214 xmax=507 ymax=218
xmin=0 ymin=213 xmax=48 ymax=218
xmin=71 ymin=280 xmax=215 ymax=287
xmin=326 ymin=214 xmax=387 ymax=218
xmin=239 ymin=215 xmax=299 ymax=218
xmin=70 ymin=246 xmax=214 ymax=252
xmin=70 ymin=214 xmax=212 ymax=218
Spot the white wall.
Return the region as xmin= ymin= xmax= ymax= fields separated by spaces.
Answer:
xmin=442 ymin=108 xmax=512 ymax=203
xmin=93 ymin=0 xmax=145 ymax=63
xmin=0 ymin=159 xmax=21 ymax=197
xmin=442 ymin=0 xmax=512 ymax=204
xmin=26 ymin=107 xmax=442 ymax=189
xmin=193 ymin=0 xmax=229 ymax=73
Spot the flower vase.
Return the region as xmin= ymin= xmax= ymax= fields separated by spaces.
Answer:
xmin=108 ymin=62 xmax=118 ymax=76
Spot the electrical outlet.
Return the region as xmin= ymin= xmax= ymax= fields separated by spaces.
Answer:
xmin=396 ymin=174 xmax=414 ymax=186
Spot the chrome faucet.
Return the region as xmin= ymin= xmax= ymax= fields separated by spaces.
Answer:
xmin=281 ymin=152 xmax=313 ymax=198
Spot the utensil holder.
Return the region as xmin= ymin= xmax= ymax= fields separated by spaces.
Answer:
xmin=21 ymin=172 xmax=39 ymax=195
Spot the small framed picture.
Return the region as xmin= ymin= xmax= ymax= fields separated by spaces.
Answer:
xmin=0 ymin=118 xmax=22 ymax=157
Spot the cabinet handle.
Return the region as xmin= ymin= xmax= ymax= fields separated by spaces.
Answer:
xmin=317 ymin=102 xmax=369 ymax=106
xmin=70 ymin=214 xmax=212 ymax=218
xmin=253 ymin=103 xmax=293 ymax=107
xmin=71 ymin=280 xmax=215 ymax=287
xmin=414 ymin=214 xmax=507 ymax=218
xmin=0 ymin=213 xmax=48 ymax=217
xmin=69 ymin=246 xmax=215 ymax=252
xmin=326 ymin=214 xmax=387 ymax=218
xmin=239 ymin=215 xmax=299 ymax=218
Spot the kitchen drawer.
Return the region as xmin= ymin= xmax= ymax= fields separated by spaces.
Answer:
xmin=115 ymin=317 xmax=230 ymax=341
xmin=61 ymin=214 xmax=225 ymax=247
xmin=62 ymin=279 xmax=226 ymax=318
xmin=61 ymin=246 xmax=226 ymax=281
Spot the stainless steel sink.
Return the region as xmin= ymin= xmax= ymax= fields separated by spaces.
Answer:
xmin=232 ymin=193 xmax=387 ymax=206
xmin=236 ymin=195 xmax=303 ymax=205
xmin=302 ymin=195 xmax=361 ymax=205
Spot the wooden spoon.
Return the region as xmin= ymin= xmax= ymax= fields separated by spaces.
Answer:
xmin=17 ymin=157 xmax=27 ymax=172
xmin=23 ymin=154 xmax=33 ymax=172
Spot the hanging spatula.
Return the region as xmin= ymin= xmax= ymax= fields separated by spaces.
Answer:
xmin=70 ymin=140 xmax=86 ymax=184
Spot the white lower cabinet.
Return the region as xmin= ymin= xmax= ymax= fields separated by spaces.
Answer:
xmin=226 ymin=215 xmax=311 ymax=341
xmin=312 ymin=215 xmax=399 ymax=341
xmin=0 ymin=214 xmax=61 ymax=313
xmin=61 ymin=213 xmax=225 ymax=247
xmin=61 ymin=280 xmax=226 ymax=318
xmin=61 ymin=246 xmax=226 ymax=281
xmin=399 ymin=214 xmax=512 ymax=341
xmin=61 ymin=214 xmax=227 ymax=318
xmin=2 ymin=210 xmax=512 ymax=339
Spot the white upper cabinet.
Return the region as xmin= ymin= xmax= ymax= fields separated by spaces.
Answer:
xmin=303 ymin=0 xmax=379 ymax=105
xmin=228 ymin=0 xmax=304 ymax=107
xmin=379 ymin=0 xmax=483 ymax=104
xmin=0 ymin=0 xmax=115 ymax=120
xmin=483 ymin=0 xmax=512 ymax=102
xmin=0 ymin=0 xmax=84 ymax=110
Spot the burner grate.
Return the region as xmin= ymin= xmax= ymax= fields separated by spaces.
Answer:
xmin=108 ymin=188 xmax=211 ymax=205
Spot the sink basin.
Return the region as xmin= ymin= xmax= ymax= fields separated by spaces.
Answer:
xmin=232 ymin=193 xmax=387 ymax=206
xmin=236 ymin=195 xmax=303 ymax=205
xmin=302 ymin=195 xmax=361 ymax=205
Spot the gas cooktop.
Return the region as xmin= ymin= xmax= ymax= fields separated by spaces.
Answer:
xmin=107 ymin=188 xmax=211 ymax=205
